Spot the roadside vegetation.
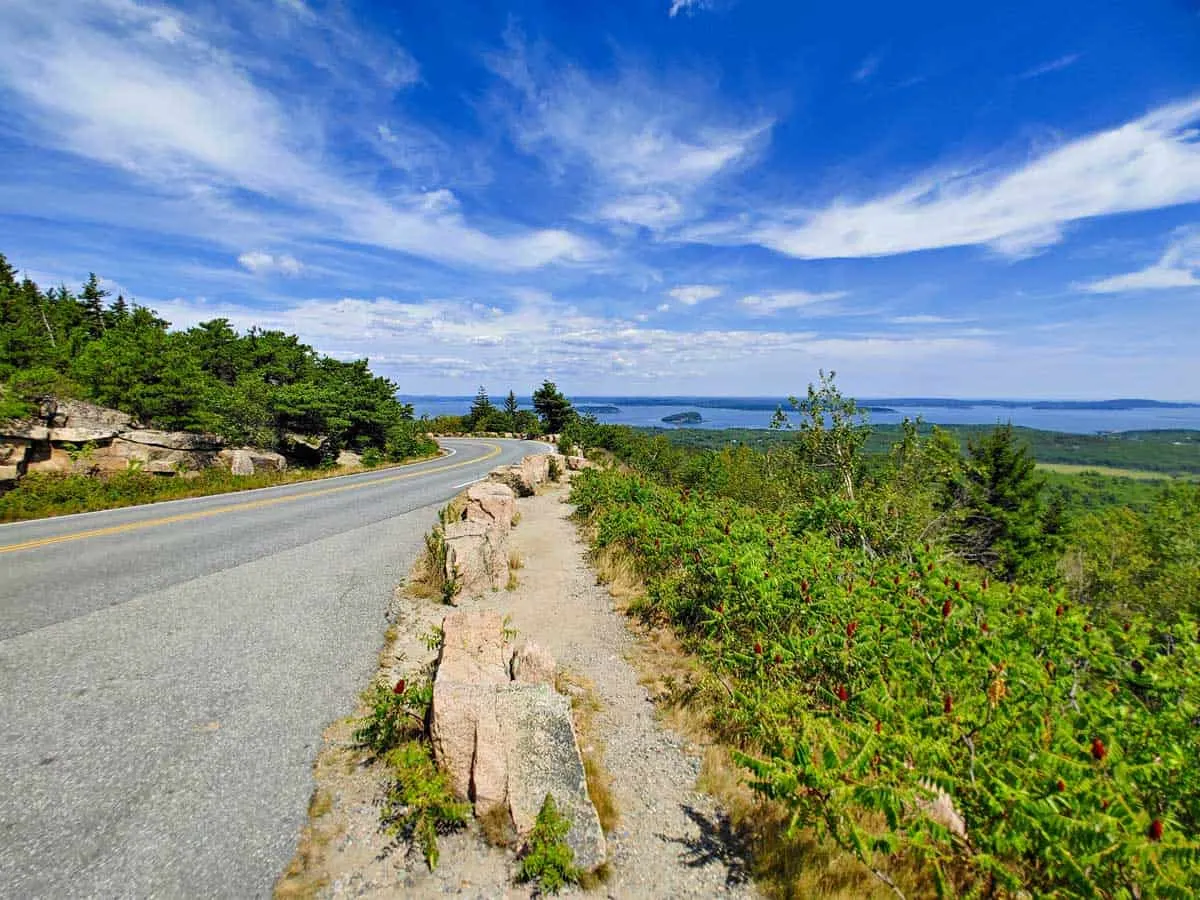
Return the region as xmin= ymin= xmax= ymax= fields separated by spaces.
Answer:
xmin=564 ymin=373 xmax=1200 ymax=898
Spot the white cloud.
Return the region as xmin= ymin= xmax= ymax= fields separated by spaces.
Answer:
xmin=697 ymin=97 xmax=1200 ymax=260
xmin=1077 ymin=230 xmax=1200 ymax=293
xmin=147 ymin=289 xmax=989 ymax=393
xmin=490 ymin=33 xmax=772 ymax=229
xmin=655 ymin=303 xmax=671 ymax=312
xmin=1018 ymin=54 xmax=1080 ymax=80
xmin=668 ymin=0 xmax=711 ymax=17
xmin=237 ymin=251 xmax=304 ymax=275
xmin=0 ymin=0 xmax=587 ymax=271
xmin=738 ymin=290 xmax=846 ymax=315
xmin=667 ymin=284 xmax=722 ymax=305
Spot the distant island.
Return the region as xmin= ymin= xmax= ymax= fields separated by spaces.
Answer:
xmin=662 ymin=411 xmax=703 ymax=425
xmin=577 ymin=404 xmax=621 ymax=414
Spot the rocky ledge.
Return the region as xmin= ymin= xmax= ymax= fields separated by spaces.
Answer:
xmin=0 ymin=398 xmax=291 ymax=490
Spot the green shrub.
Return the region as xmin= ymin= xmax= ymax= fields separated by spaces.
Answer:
xmin=353 ymin=678 xmax=432 ymax=755
xmin=380 ymin=741 xmax=470 ymax=870
xmin=572 ymin=467 xmax=1200 ymax=896
xmin=516 ymin=794 xmax=580 ymax=893
xmin=547 ymin=455 xmax=563 ymax=482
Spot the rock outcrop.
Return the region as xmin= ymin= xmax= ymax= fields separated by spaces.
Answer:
xmin=0 ymin=399 xmax=228 ymax=487
xmin=462 ymin=481 xmax=517 ymax=532
xmin=217 ymin=448 xmax=288 ymax=476
xmin=443 ymin=521 xmax=509 ymax=597
xmin=0 ymin=398 xmax=294 ymax=490
xmin=486 ymin=453 xmax=564 ymax=497
xmin=429 ymin=611 xmax=607 ymax=873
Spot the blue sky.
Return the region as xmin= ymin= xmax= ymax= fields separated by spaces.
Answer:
xmin=1 ymin=0 xmax=1198 ymax=399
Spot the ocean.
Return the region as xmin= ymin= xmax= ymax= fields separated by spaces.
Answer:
xmin=403 ymin=397 xmax=1200 ymax=435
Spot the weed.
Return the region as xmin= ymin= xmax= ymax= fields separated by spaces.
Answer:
xmin=506 ymin=570 xmax=519 ymax=591
xmin=548 ymin=455 xmax=564 ymax=482
xmin=380 ymin=741 xmax=470 ymax=870
xmin=478 ymin=803 xmax=518 ymax=848
xmin=515 ymin=794 xmax=580 ymax=894
xmin=556 ymin=671 xmax=619 ymax=835
xmin=405 ymin=527 xmax=460 ymax=604
xmin=508 ymin=549 xmax=525 ymax=570
xmin=511 ymin=511 xmax=522 ymax=527
xmin=353 ymin=678 xmax=431 ymax=756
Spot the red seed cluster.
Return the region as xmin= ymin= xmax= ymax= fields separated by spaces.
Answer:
xmin=1148 ymin=819 xmax=1163 ymax=841
xmin=942 ymin=599 xmax=953 ymax=618
xmin=943 ymin=694 xmax=953 ymax=715
xmin=1092 ymin=738 xmax=1108 ymax=761
xmin=393 ymin=679 xmax=406 ymax=695
xmin=847 ymin=620 xmax=859 ymax=639
xmin=836 ymin=685 xmax=849 ymax=703
xmin=754 ymin=642 xmax=763 ymax=655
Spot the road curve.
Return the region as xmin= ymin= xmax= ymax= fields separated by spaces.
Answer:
xmin=0 ymin=438 xmax=547 ymax=899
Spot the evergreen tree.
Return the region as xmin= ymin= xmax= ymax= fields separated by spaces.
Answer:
xmin=80 ymin=273 xmax=109 ymax=337
xmin=956 ymin=424 xmax=1052 ymax=580
xmin=467 ymin=385 xmax=495 ymax=431
xmin=532 ymin=380 xmax=574 ymax=434
xmin=108 ymin=294 xmax=130 ymax=327
xmin=504 ymin=390 xmax=520 ymax=430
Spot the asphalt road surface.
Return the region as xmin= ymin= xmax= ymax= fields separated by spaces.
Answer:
xmin=0 ymin=438 xmax=547 ymax=898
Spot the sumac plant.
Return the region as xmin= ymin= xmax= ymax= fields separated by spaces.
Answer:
xmin=571 ymin=468 xmax=1200 ymax=896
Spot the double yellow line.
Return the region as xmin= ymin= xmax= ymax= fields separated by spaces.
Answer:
xmin=0 ymin=443 xmax=502 ymax=556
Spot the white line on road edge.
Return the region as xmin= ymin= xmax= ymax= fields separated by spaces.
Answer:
xmin=451 ymin=478 xmax=484 ymax=489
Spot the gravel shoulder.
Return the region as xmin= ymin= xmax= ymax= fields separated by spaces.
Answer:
xmin=279 ymin=481 xmax=759 ymax=899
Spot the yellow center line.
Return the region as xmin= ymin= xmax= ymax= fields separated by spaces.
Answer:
xmin=0 ymin=443 xmax=502 ymax=555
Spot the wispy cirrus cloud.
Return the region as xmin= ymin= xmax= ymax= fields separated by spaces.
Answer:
xmin=489 ymin=30 xmax=772 ymax=229
xmin=668 ymin=0 xmax=713 ymax=18
xmin=0 ymin=0 xmax=590 ymax=271
xmin=738 ymin=290 xmax=847 ymax=315
xmin=1077 ymin=229 xmax=1200 ymax=293
xmin=689 ymin=97 xmax=1200 ymax=260
xmin=1018 ymin=53 xmax=1080 ymax=81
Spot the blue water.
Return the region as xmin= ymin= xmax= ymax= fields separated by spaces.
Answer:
xmin=403 ymin=397 xmax=1200 ymax=435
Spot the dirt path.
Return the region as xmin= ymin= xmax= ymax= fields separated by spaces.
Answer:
xmin=283 ymin=482 xmax=758 ymax=899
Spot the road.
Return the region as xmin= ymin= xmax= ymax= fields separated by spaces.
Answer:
xmin=0 ymin=438 xmax=546 ymax=899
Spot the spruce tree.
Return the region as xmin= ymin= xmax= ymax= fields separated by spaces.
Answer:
xmin=504 ymin=390 xmax=520 ymax=430
xmin=468 ymin=385 xmax=494 ymax=431
xmin=80 ymin=273 xmax=109 ymax=337
xmin=531 ymin=380 xmax=574 ymax=434
xmin=957 ymin=424 xmax=1049 ymax=580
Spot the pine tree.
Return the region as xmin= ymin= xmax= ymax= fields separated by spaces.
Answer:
xmin=532 ymin=380 xmax=574 ymax=434
xmin=468 ymin=385 xmax=494 ymax=431
xmin=80 ymin=273 xmax=109 ymax=337
xmin=108 ymin=294 xmax=130 ymax=326
xmin=504 ymin=390 xmax=520 ymax=430
xmin=957 ymin=424 xmax=1049 ymax=580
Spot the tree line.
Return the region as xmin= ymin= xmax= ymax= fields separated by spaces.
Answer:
xmin=0 ymin=252 xmax=432 ymax=463
xmin=424 ymin=382 xmax=577 ymax=436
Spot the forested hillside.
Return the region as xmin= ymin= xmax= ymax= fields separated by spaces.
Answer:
xmin=564 ymin=375 xmax=1200 ymax=897
xmin=0 ymin=253 xmax=432 ymax=462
